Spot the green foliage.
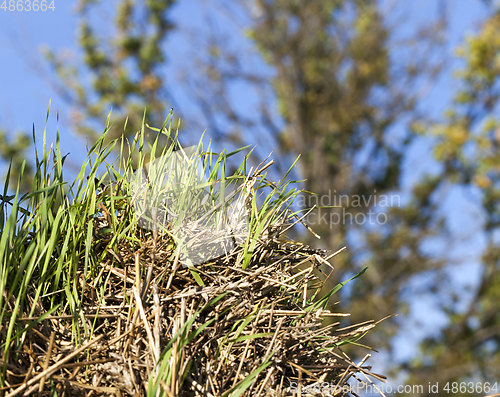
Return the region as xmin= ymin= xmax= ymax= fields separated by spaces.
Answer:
xmin=0 ymin=130 xmax=33 ymax=192
xmin=402 ymin=10 xmax=500 ymax=393
xmin=249 ymin=0 xmax=392 ymax=178
xmin=44 ymin=0 xmax=176 ymax=142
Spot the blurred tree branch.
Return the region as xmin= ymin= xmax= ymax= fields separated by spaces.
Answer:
xmin=42 ymin=0 xmax=177 ymax=142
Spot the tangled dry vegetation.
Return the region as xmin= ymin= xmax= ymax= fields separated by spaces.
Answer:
xmin=0 ymin=123 xmax=386 ymax=396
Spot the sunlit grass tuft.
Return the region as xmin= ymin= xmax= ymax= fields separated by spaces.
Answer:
xmin=0 ymin=110 xmax=381 ymax=396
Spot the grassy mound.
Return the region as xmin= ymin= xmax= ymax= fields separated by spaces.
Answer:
xmin=0 ymin=115 xmax=385 ymax=396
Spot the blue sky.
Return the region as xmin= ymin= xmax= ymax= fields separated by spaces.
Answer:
xmin=0 ymin=0 xmax=493 ymax=382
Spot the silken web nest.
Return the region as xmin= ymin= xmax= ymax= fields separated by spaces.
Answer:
xmin=0 ymin=116 xmax=388 ymax=396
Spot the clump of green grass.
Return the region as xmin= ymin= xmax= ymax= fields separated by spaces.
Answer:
xmin=0 ymin=110 xmax=385 ymax=396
